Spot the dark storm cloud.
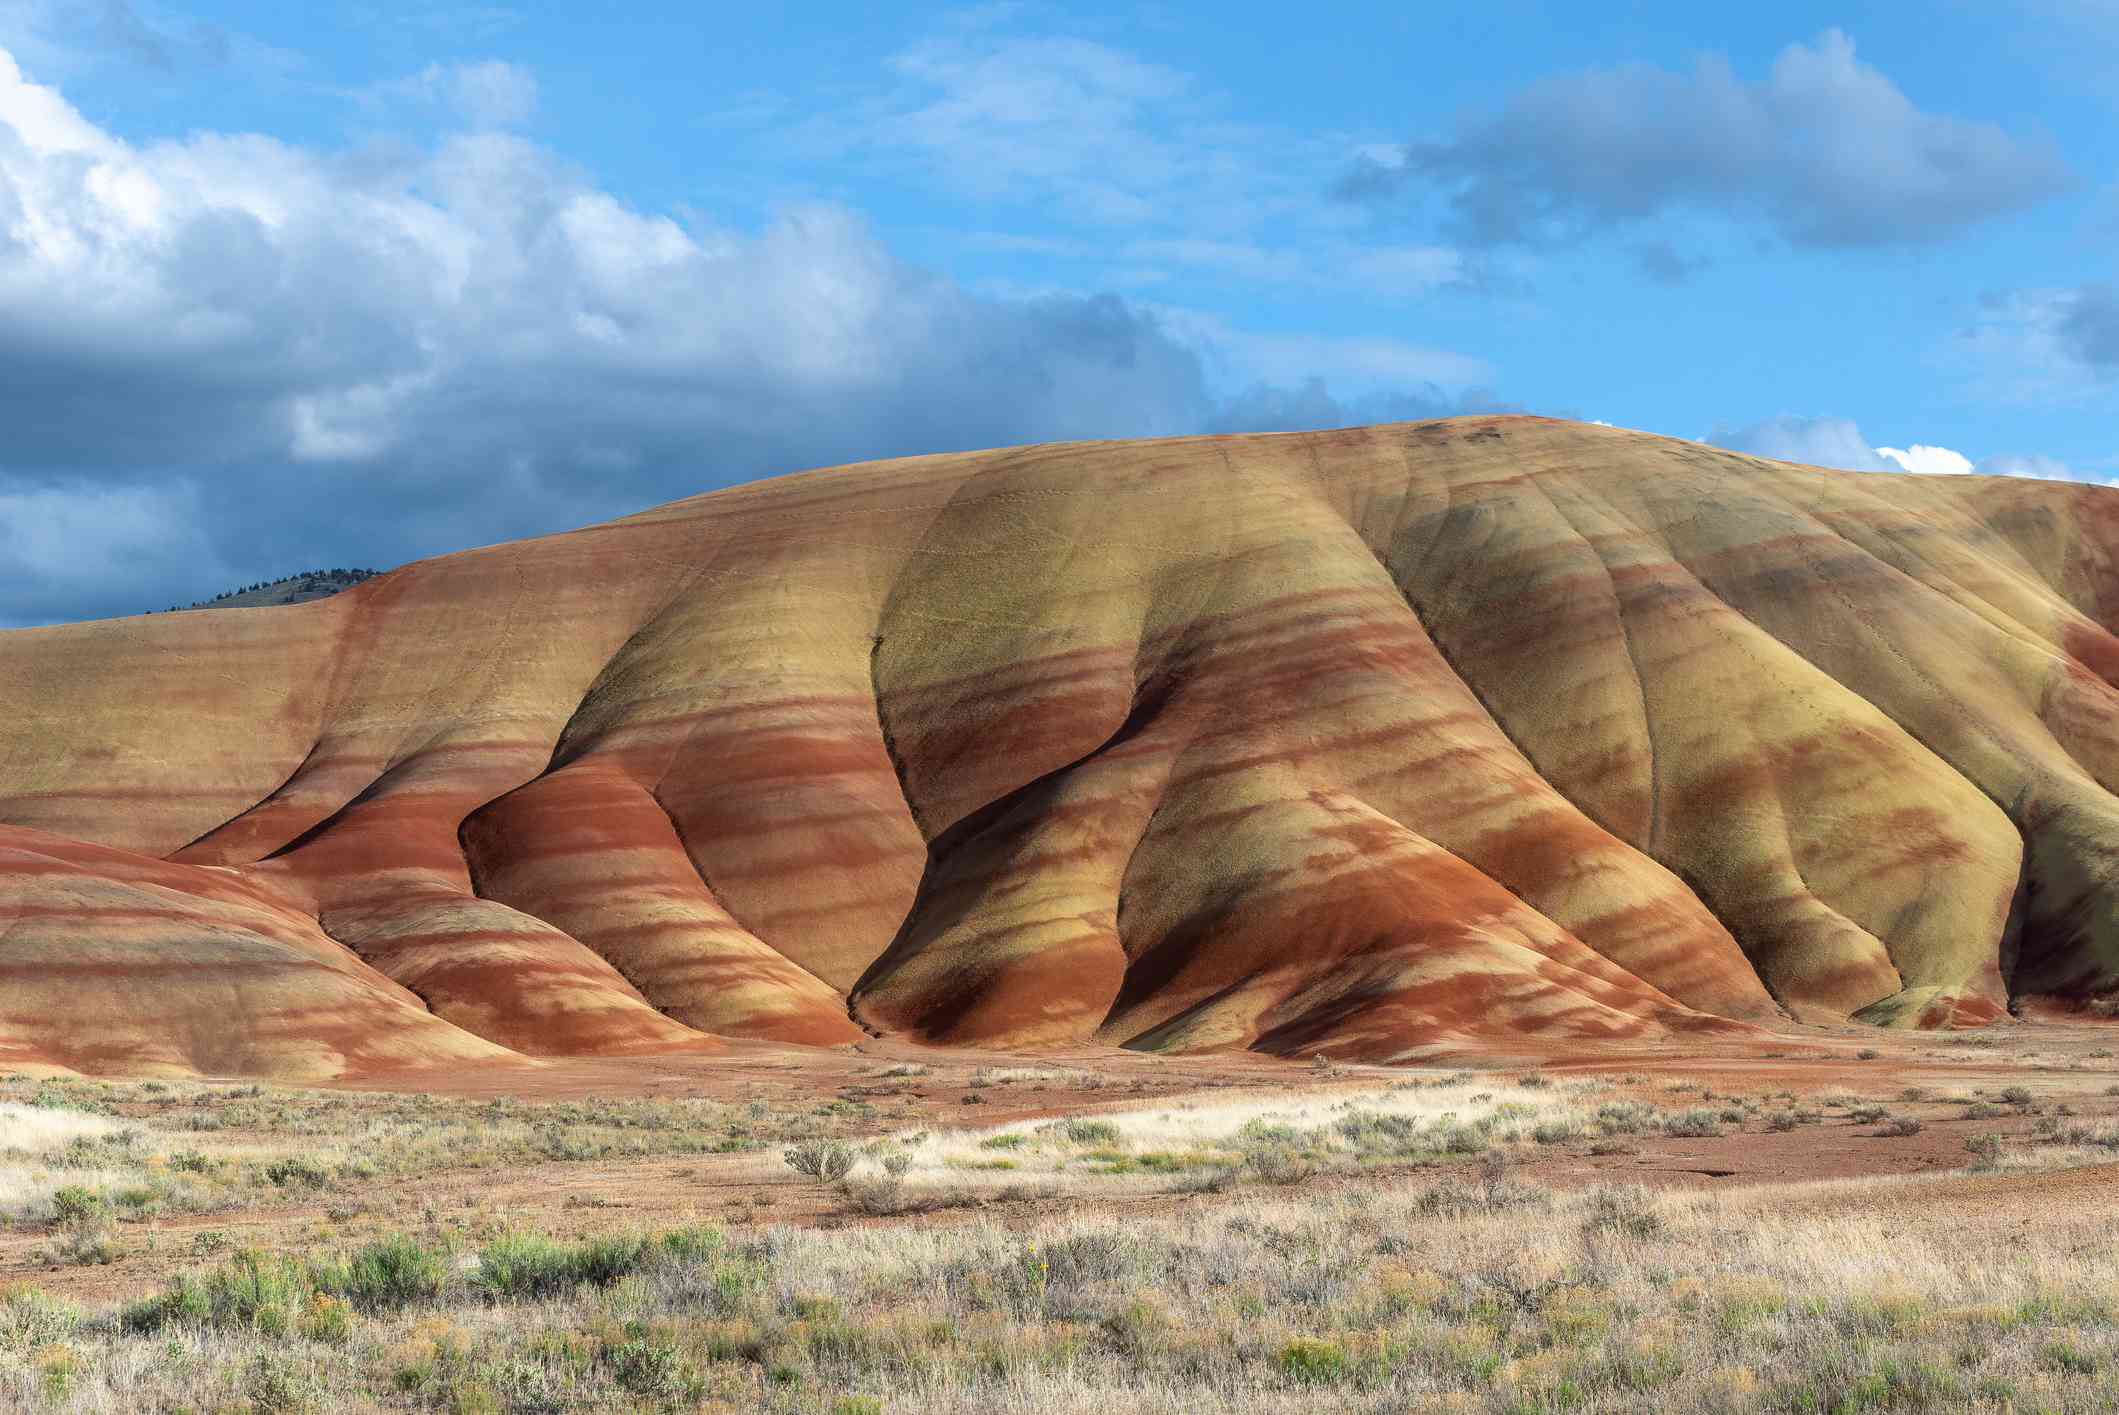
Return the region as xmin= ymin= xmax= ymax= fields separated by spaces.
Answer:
xmin=1341 ymin=30 xmax=2073 ymax=250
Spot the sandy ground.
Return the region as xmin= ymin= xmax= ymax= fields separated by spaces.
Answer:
xmin=5 ymin=1019 xmax=2115 ymax=1306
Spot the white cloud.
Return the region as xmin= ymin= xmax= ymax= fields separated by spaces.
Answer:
xmin=0 ymin=45 xmax=1483 ymax=624
xmin=1875 ymin=443 xmax=1975 ymax=475
xmin=1712 ymin=415 xmax=2098 ymax=485
xmin=1710 ymin=414 xmax=1896 ymax=472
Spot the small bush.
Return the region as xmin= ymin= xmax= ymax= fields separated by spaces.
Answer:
xmin=1660 ymin=1108 xmax=1723 ymax=1138
xmin=263 ymin=1157 xmax=331 ymax=1189
xmin=1595 ymin=1101 xmax=1656 ymax=1135
xmin=323 ymin=1236 xmax=450 ymax=1311
xmin=475 ymin=1233 xmax=581 ymax=1300
xmin=1243 ymin=1145 xmax=1315 ymax=1185
xmin=784 ymin=1140 xmax=857 ymax=1183
xmin=1278 ymin=1338 xmax=1348 ymax=1384
xmin=1172 ymin=1164 xmax=1239 ymax=1194
xmin=47 ymin=1185 xmax=105 ymax=1226
xmin=841 ymin=1178 xmax=972 ymax=1216
xmin=1582 ymin=1186 xmax=1664 ymax=1239
xmin=0 ymin=1290 xmax=82 ymax=1350
xmin=243 ymin=1352 xmax=322 ymax=1414
xmin=298 ymin=1293 xmax=351 ymax=1345
xmin=1438 ymin=1120 xmax=1491 ymax=1154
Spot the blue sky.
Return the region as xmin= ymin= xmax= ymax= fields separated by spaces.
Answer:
xmin=0 ymin=1 xmax=2114 ymax=623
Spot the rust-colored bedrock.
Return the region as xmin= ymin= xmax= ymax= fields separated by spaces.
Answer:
xmin=5 ymin=417 xmax=2117 ymax=1077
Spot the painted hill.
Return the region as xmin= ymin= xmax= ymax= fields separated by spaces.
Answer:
xmin=4 ymin=417 xmax=2116 ymax=1078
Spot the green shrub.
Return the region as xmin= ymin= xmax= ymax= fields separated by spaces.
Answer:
xmin=1278 ymin=1338 xmax=1348 ymax=1384
xmin=263 ymin=1157 xmax=331 ymax=1189
xmin=474 ymin=1231 xmax=651 ymax=1299
xmin=0 ymin=1289 xmax=81 ymax=1351
xmin=126 ymin=1249 xmax=307 ymax=1334
xmin=47 ymin=1185 xmax=104 ymax=1228
xmin=322 ymin=1236 xmax=450 ymax=1310
xmin=475 ymin=1233 xmax=577 ymax=1300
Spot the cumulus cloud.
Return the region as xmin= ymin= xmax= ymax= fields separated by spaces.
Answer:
xmin=1343 ymin=30 xmax=2073 ymax=249
xmin=1874 ymin=444 xmax=1975 ymax=476
xmin=1711 ymin=415 xmax=2095 ymax=483
xmin=1710 ymin=415 xmax=1898 ymax=472
xmin=0 ymin=48 xmax=1473 ymax=626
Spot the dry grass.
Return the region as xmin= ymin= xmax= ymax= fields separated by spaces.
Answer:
xmin=0 ymin=1075 xmax=883 ymax=1238
xmin=2 ymin=1159 xmax=2116 ymax=1412
xmin=5 ymin=1067 xmax=2117 ymax=1410
xmin=844 ymin=1073 xmax=1609 ymax=1203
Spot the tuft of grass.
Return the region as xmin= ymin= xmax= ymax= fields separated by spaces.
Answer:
xmin=1277 ymin=1337 xmax=1349 ymax=1384
xmin=475 ymin=1232 xmax=654 ymax=1299
xmin=1062 ymin=1119 xmax=1121 ymax=1146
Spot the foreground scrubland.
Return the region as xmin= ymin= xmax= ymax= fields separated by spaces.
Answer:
xmin=6 ymin=1156 xmax=2119 ymax=1413
xmin=3 ymin=1057 xmax=2118 ymax=1412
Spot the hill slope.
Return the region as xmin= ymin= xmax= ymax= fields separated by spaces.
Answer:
xmin=162 ymin=569 xmax=381 ymax=614
xmin=3 ymin=417 xmax=2116 ymax=1077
